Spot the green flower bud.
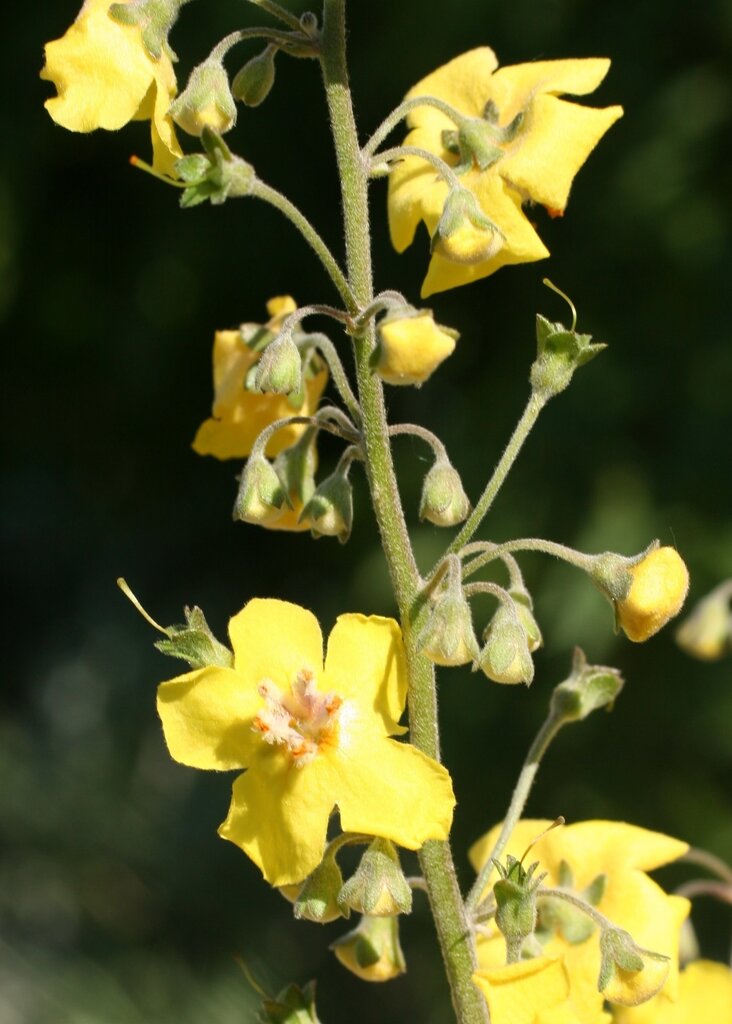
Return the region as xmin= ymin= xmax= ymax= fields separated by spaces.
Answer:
xmin=154 ymin=605 xmax=234 ymax=669
xmin=232 ymin=46 xmax=277 ymax=106
xmin=331 ymin=915 xmax=406 ymax=983
xmin=550 ymin=648 xmax=624 ymax=721
xmin=508 ymin=586 xmax=543 ymax=653
xmin=260 ymin=981 xmax=323 ymax=1024
xmin=337 ymin=839 xmax=412 ymax=918
xmin=300 ymin=464 xmax=353 ymax=543
xmin=254 ymin=330 xmax=303 ymax=395
xmin=419 ymin=556 xmax=479 ymax=666
xmin=169 ymin=59 xmax=237 ymax=137
xmin=233 ymin=453 xmax=287 ymax=525
xmin=529 ymin=310 xmax=606 ymax=402
xmin=291 ymin=850 xmax=346 ymax=924
xmin=431 ymin=187 xmax=503 ymax=265
xmin=273 ymin=427 xmax=318 ymax=509
xmin=419 ymin=457 xmax=471 ymax=527
xmin=478 ymin=603 xmax=534 ymax=685
xmin=493 ymin=855 xmax=546 ymax=958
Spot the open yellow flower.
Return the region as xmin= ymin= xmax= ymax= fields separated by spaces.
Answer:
xmin=157 ymin=598 xmax=455 ymax=885
xmin=41 ymin=0 xmax=181 ymax=175
xmin=474 ymin=955 xmax=611 ymax=1024
xmin=613 ymin=959 xmax=732 ymax=1024
xmin=192 ymin=297 xmax=328 ymax=463
xmin=470 ymin=820 xmax=689 ymax=1015
xmin=388 ymin=48 xmax=623 ymax=296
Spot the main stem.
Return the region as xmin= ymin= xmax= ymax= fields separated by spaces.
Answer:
xmin=320 ymin=4 xmax=488 ymax=1022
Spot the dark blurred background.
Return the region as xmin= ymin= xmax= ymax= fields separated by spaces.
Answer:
xmin=2 ymin=0 xmax=731 ymax=1021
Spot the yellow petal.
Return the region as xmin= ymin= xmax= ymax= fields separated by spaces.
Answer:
xmin=376 ymin=314 xmax=456 ymax=385
xmin=218 ymin=749 xmax=336 ymax=885
xmin=323 ymin=614 xmax=407 ymax=733
xmin=387 ymin=138 xmax=450 ymax=253
xmin=474 ymin=956 xmax=598 ymax=1024
xmin=332 ymin=735 xmax=454 ymax=848
xmin=192 ymin=328 xmax=328 ymax=460
xmin=156 ymin=665 xmax=262 ymax=770
xmin=405 ymin=47 xmax=501 ymax=129
xmin=502 ymin=96 xmax=623 ymax=211
xmin=618 ymin=547 xmax=690 ymax=642
xmin=228 ymin=598 xmax=324 ymax=686
xmin=488 ymin=58 xmax=614 ymax=123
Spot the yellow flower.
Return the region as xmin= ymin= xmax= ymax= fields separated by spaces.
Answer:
xmin=675 ymin=581 xmax=732 ymax=660
xmin=474 ymin=954 xmax=611 ymax=1024
xmin=41 ymin=0 xmax=182 ymax=175
xmin=388 ymin=48 xmax=623 ymax=297
xmin=613 ymin=959 xmax=732 ymax=1024
xmin=375 ymin=312 xmax=457 ymax=386
xmin=617 ymin=548 xmax=690 ymax=643
xmin=156 ymin=598 xmax=455 ymax=885
xmin=192 ymin=297 xmax=328 ymax=464
xmin=470 ymin=820 xmax=689 ymax=1016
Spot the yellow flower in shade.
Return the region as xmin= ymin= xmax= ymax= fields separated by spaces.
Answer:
xmin=375 ymin=312 xmax=457 ymax=386
xmin=470 ymin=820 xmax=690 ymax=1015
xmin=41 ymin=0 xmax=182 ymax=175
xmin=388 ymin=48 xmax=623 ymax=297
xmin=156 ymin=599 xmax=455 ymax=886
xmin=616 ymin=548 xmax=690 ymax=643
xmin=675 ymin=580 xmax=732 ymax=661
xmin=331 ymin=915 xmax=406 ymax=982
xmin=613 ymin=959 xmax=732 ymax=1024
xmin=474 ymin=954 xmax=611 ymax=1024
xmin=192 ymin=297 xmax=328 ymax=464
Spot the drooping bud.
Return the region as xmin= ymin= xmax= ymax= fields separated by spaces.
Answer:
xmin=418 ymin=555 xmax=479 ymax=666
xmin=598 ymin=927 xmax=670 ymax=1006
xmin=232 ymin=46 xmax=277 ymax=106
xmin=675 ymin=580 xmax=732 ymax=661
xmin=431 ymin=187 xmax=503 ymax=264
xmin=591 ymin=543 xmax=690 ymax=642
xmin=508 ymin=586 xmax=543 ymax=653
xmin=337 ymin=839 xmax=412 ymax=918
xmin=300 ymin=461 xmax=354 ymax=543
xmin=169 ymin=59 xmax=237 ymax=137
xmin=233 ymin=452 xmax=287 ymax=525
xmin=109 ymin=0 xmax=187 ymax=60
xmin=291 ymin=850 xmax=346 ymax=924
xmin=254 ymin=330 xmax=303 ymax=396
xmin=270 ymin=427 xmax=318 ymax=531
xmin=331 ymin=915 xmax=406 ymax=983
xmin=419 ymin=457 xmax=471 ymax=527
xmin=373 ymin=307 xmax=458 ymax=386
xmin=478 ymin=601 xmax=534 ymax=685
xmin=259 ymin=980 xmax=323 ymax=1024
xmin=550 ymin=648 xmax=624 ymax=722
xmin=529 ymin=284 xmax=606 ymax=402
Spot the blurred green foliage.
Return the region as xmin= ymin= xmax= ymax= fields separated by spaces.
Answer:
xmin=2 ymin=0 xmax=731 ymax=1021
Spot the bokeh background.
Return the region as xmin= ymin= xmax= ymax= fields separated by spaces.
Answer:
xmin=2 ymin=0 xmax=731 ymax=1021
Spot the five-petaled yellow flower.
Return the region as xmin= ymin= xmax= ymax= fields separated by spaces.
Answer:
xmin=156 ymin=598 xmax=455 ymax=886
xmin=41 ymin=0 xmax=181 ymax=175
xmin=470 ymin=820 xmax=689 ymax=1015
xmin=192 ymin=296 xmax=328 ymax=467
xmin=388 ymin=48 xmax=623 ymax=296
xmin=613 ymin=959 xmax=732 ymax=1024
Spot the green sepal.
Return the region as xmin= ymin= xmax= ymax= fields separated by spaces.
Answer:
xmin=154 ymin=606 xmax=234 ymax=669
xmin=598 ymin=928 xmax=646 ymax=992
xmin=550 ymin=648 xmax=624 ymax=721
xmin=337 ymin=839 xmax=412 ymax=917
xmin=175 ymin=128 xmax=255 ymax=208
xmin=530 ymin=314 xmax=607 ymax=401
xmin=109 ymin=0 xmax=188 ymax=60
xmin=260 ymin=981 xmax=322 ymax=1024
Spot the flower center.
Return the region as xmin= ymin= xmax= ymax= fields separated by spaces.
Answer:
xmin=252 ymin=668 xmax=342 ymax=766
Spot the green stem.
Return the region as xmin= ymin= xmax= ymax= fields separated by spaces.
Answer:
xmin=320 ymin=5 xmax=487 ymax=1022
xmin=251 ymin=180 xmax=357 ymax=312
xmin=240 ymin=0 xmax=305 ymax=32
xmin=371 ymin=145 xmax=462 ymax=189
xmin=300 ymin=333 xmax=362 ymax=423
xmin=466 ymin=709 xmax=566 ymax=915
xmin=210 ymin=26 xmax=308 ymax=62
xmin=445 ymin=392 xmax=546 ymax=560
xmin=462 ymin=538 xmax=595 ymax=582
xmin=362 ymin=95 xmax=468 ymax=157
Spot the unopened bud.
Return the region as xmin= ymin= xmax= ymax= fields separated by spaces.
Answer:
xmin=432 ymin=187 xmax=503 ymax=265
xmin=331 ymin=915 xmax=406 ymax=983
xmin=508 ymin=587 xmax=543 ymax=653
xmin=300 ymin=463 xmax=353 ymax=543
xmin=478 ymin=603 xmax=534 ymax=685
xmin=675 ymin=580 xmax=732 ymax=661
xmin=373 ymin=308 xmax=457 ymax=386
xmin=551 ymin=648 xmax=624 ymax=721
xmin=232 ymin=46 xmax=277 ymax=106
xmin=419 ymin=557 xmax=479 ymax=666
xmin=259 ymin=980 xmax=322 ymax=1024
xmin=254 ymin=330 xmax=303 ymax=395
xmin=233 ymin=453 xmax=287 ymax=525
xmin=419 ymin=457 xmax=471 ymax=527
xmin=598 ymin=927 xmax=670 ymax=1006
xmin=292 ymin=851 xmax=346 ymax=924
xmin=337 ymin=839 xmax=412 ymax=917
xmin=170 ymin=59 xmax=237 ymax=137
xmin=493 ymin=855 xmax=545 ymax=955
